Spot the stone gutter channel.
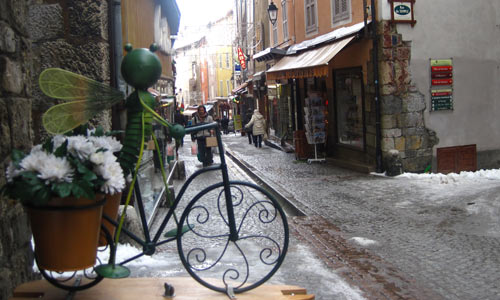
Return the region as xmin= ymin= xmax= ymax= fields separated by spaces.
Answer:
xmin=224 ymin=147 xmax=307 ymax=218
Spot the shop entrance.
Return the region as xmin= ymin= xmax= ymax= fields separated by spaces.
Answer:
xmin=333 ymin=67 xmax=366 ymax=150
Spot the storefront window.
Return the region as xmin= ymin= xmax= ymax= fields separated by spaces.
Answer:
xmin=335 ymin=68 xmax=365 ymax=149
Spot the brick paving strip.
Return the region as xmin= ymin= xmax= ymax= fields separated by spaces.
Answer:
xmin=289 ymin=215 xmax=443 ymax=300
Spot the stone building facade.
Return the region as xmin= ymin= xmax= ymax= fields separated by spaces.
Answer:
xmin=378 ymin=21 xmax=438 ymax=172
xmin=0 ymin=1 xmax=111 ymax=299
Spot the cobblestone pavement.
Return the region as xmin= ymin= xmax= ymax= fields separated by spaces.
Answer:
xmin=222 ymin=134 xmax=500 ymax=300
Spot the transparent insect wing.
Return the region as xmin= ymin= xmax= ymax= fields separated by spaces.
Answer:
xmin=39 ymin=68 xmax=124 ymax=134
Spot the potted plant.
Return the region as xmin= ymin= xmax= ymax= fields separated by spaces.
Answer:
xmin=1 ymin=130 xmax=125 ymax=272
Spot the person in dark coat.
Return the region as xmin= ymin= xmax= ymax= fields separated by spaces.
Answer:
xmin=174 ymin=109 xmax=186 ymax=148
xmin=192 ymin=105 xmax=214 ymax=167
xmin=243 ymin=108 xmax=253 ymax=144
xmin=221 ymin=115 xmax=229 ymax=134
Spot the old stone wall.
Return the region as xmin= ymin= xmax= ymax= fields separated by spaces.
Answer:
xmin=377 ymin=21 xmax=438 ymax=173
xmin=0 ymin=1 xmax=111 ymax=299
xmin=29 ymin=0 xmax=112 ymax=144
xmin=0 ymin=0 xmax=37 ymax=299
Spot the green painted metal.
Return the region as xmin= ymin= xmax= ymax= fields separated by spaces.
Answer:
xmin=95 ymin=264 xmax=131 ymax=279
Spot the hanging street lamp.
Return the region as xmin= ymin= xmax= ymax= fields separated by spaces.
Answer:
xmin=268 ymin=1 xmax=278 ymax=25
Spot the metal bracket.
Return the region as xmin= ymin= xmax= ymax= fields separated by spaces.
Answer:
xmin=225 ymin=284 xmax=236 ymax=299
xmin=65 ymin=277 xmax=82 ymax=300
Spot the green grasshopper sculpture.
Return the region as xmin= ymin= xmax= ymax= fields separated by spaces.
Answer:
xmin=39 ymin=43 xmax=185 ymax=278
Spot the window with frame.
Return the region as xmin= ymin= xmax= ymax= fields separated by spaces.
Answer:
xmin=226 ymin=80 xmax=230 ymax=96
xmin=226 ymin=53 xmax=230 ymax=68
xmin=219 ymin=80 xmax=223 ymax=96
xmin=272 ymin=21 xmax=278 ymax=46
xmin=219 ymin=54 xmax=222 ymax=68
xmin=281 ymin=0 xmax=288 ymax=40
xmin=331 ymin=0 xmax=351 ymax=25
xmin=305 ymin=0 xmax=317 ymax=34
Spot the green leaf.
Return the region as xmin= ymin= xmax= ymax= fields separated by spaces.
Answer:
xmin=72 ymin=180 xmax=94 ymax=199
xmin=11 ymin=149 xmax=26 ymax=165
xmin=42 ymin=139 xmax=54 ymax=153
xmin=12 ymin=180 xmax=38 ymax=204
xmin=105 ymin=130 xmax=124 ymax=136
xmin=21 ymin=171 xmax=42 ymax=185
xmin=82 ymin=169 xmax=97 ymax=181
xmin=96 ymin=147 xmax=108 ymax=153
xmin=94 ymin=126 xmax=104 ymax=137
xmin=54 ymin=139 xmax=68 ymax=158
xmin=33 ymin=187 xmax=51 ymax=206
xmin=52 ymin=182 xmax=72 ymax=198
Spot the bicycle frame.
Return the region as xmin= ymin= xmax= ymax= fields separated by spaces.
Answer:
xmin=102 ymin=122 xmax=237 ymax=265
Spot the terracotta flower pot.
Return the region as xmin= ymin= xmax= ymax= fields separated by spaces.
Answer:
xmin=98 ymin=192 xmax=122 ymax=246
xmin=27 ymin=195 xmax=106 ymax=272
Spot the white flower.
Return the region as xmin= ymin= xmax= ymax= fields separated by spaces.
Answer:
xmin=20 ymin=151 xmax=47 ymax=172
xmin=30 ymin=144 xmax=43 ymax=153
xmin=52 ymin=135 xmax=68 ymax=149
xmin=5 ymin=162 xmax=22 ymax=183
xmin=20 ymin=151 xmax=73 ymax=183
xmin=86 ymin=128 xmax=96 ymax=136
xmin=96 ymin=160 xmax=125 ymax=195
xmin=67 ymin=136 xmax=95 ymax=160
xmin=105 ymin=136 xmax=123 ymax=153
xmin=90 ymin=151 xmax=107 ymax=165
xmin=89 ymin=136 xmax=122 ymax=153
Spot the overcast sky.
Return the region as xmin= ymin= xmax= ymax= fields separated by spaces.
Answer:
xmin=177 ymin=0 xmax=234 ymax=30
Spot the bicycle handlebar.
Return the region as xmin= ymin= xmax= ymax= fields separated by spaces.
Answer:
xmin=184 ymin=122 xmax=219 ymax=135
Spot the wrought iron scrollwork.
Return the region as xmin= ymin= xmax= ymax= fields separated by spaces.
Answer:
xmin=177 ymin=181 xmax=289 ymax=293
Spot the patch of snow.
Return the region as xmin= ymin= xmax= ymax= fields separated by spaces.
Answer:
xmin=349 ymin=237 xmax=378 ymax=247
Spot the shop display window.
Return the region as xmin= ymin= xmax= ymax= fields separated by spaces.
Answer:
xmin=334 ymin=69 xmax=365 ymax=149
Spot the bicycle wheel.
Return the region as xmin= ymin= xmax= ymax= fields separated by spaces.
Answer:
xmin=177 ymin=181 xmax=289 ymax=293
xmin=38 ymin=225 xmax=115 ymax=291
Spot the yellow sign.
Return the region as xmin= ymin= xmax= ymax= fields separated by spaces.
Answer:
xmin=234 ymin=115 xmax=242 ymax=131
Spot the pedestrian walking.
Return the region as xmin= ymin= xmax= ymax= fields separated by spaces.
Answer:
xmin=243 ymin=108 xmax=253 ymax=145
xmin=174 ymin=108 xmax=186 ymax=149
xmin=192 ymin=105 xmax=214 ymax=167
xmin=221 ymin=115 xmax=229 ymax=134
xmin=245 ymin=109 xmax=266 ymax=148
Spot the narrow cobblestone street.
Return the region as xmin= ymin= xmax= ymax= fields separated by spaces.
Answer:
xmin=119 ymin=135 xmax=367 ymax=299
xmin=221 ymin=133 xmax=500 ymax=300
xmin=113 ymin=132 xmax=500 ymax=299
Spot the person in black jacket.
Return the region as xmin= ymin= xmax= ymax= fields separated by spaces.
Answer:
xmin=174 ymin=109 xmax=186 ymax=149
xmin=221 ymin=115 xmax=229 ymax=134
xmin=243 ymin=108 xmax=253 ymax=144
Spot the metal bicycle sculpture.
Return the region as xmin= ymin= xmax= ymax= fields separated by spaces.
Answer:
xmin=37 ymin=43 xmax=289 ymax=294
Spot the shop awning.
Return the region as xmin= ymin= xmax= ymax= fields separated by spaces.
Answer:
xmin=253 ymin=47 xmax=286 ymax=62
xmin=232 ymin=82 xmax=249 ymax=94
xmin=266 ymin=36 xmax=354 ymax=80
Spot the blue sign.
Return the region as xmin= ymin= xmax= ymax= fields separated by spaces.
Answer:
xmin=394 ymin=4 xmax=411 ymax=15
xmin=235 ymin=64 xmax=241 ymax=72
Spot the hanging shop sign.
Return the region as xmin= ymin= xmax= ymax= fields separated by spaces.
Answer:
xmin=237 ymin=48 xmax=246 ymax=70
xmin=430 ymin=59 xmax=453 ymax=111
xmin=388 ymin=0 xmax=416 ymax=26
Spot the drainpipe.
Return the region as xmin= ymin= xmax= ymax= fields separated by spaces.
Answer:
xmin=371 ymin=0 xmax=383 ymax=173
xmin=109 ymin=0 xmax=125 ymax=132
